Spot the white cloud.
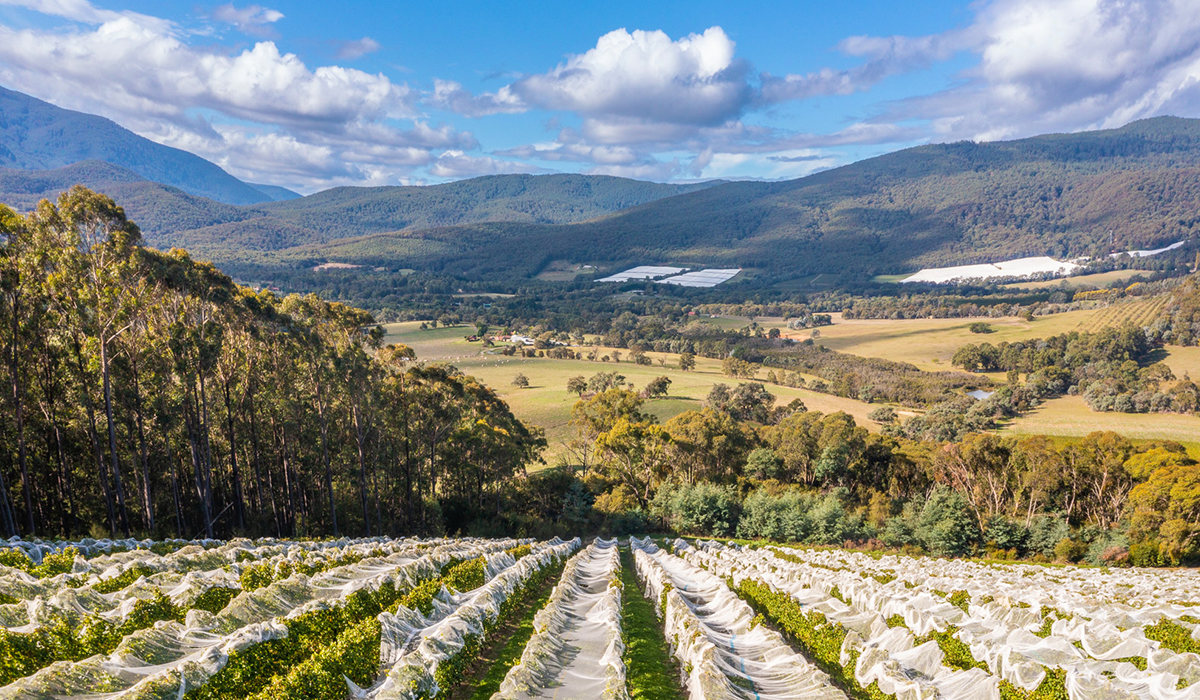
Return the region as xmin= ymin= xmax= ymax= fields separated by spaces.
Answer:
xmin=0 ymin=2 xmax=492 ymax=190
xmin=211 ymin=4 xmax=283 ymax=37
xmin=335 ymin=36 xmax=380 ymax=60
xmin=428 ymin=79 xmax=524 ymax=117
xmin=428 ymin=151 xmax=543 ymax=178
xmin=866 ymin=0 xmax=1200 ymax=141
xmin=512 ymin=26 xmax=751 ymax=127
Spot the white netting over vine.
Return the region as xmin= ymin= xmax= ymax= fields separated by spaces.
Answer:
xmin=0 ymin=537 xmax=424 ymax=632
xmin=683 ymin=539 xmax=1200 ymax=700
xmin=369 ymin=537 xmax=581 ymax=700
xmin=0 ymin=537 xmax=523 ymax=700
xmin=492 ymin=537 xmax=628 ymax=700
xmin=631 ymin=537 xmax=848 ymax=700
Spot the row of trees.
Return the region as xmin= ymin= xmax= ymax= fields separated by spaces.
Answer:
xmin=0 ymin=188 xmax=543 ymax=540
xmin=568 ymin=377 xmax=1199 ymax=565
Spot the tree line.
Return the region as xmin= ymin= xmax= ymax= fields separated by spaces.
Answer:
xmin=0 ymin=187 xmax=543 ymax=540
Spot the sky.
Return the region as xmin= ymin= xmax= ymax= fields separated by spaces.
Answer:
xmin=1 ymin=0 xmax=1200 ymax=194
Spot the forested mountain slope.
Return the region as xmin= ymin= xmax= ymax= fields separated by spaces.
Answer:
xmin=0 ymin=86 xmax=272 ymax=205
xmin=263 ymin=117 xmax=1200 ymax=280
xmin=155 ymin=173 xmax=720 ymax=251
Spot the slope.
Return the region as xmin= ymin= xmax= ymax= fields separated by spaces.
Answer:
xmin=158 ymin=174 xmax=720 ymax=251
xmin=279 ymin=116 xmax=1200 ymax=280
xmin=0 ymin=161 xmax=260 ymax=233
xmin=0 ymin=85 xmax=271 ymax=205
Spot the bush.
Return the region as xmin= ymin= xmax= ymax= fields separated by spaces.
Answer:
xmin=1053 ymin=537 xmax=1087 ymax=564
xmin=985 ymin=516 xmax=1028 ymax=553
xmin=969 ymin=322 xmax=995 ymax=334
xmin=915 ymin=487 xmax=979 ymax=557
xmin=652 ymin=482 xmax=740 ymax=536
xmin=1026 ymin=516 xmax=1069 ymax=558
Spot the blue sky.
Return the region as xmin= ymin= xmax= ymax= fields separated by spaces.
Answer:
xmin=1 ymin=0 xmax=1198 ymax=193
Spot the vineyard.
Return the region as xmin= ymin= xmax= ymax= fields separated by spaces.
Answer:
xmin=0 ymin=537 xmax=1197 ymax=699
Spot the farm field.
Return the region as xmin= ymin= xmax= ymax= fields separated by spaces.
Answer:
xmin=1003 ymin=268 xmax=1149 ymax=290
xmin=1001 ymin=394 xmax=1200 ymax=450
xmin=770 ymin=296 xmax=1173 ymax=370
xmin=380 ymin=322 xmax=885 ymax=466
xmin=0 ymin=535 xmax=579 ymax=700
xmin=674 ymin=538 xmax=1200 ymax=700
xmin=3 ymin=530 xmax=1198 ymax=700
xmin=382 ymin=317 xmax=1200 ymax=459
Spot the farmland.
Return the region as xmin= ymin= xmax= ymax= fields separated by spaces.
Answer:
xmin=381 ymin=295 xmax=1200 ymax=459
xmin=2 ymin=535 xmax=1195 ymax=700
xmin=380 ymin=322 xmax=886 ymax=465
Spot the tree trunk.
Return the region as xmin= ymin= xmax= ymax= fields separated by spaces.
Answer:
xmin=222 ymin=378 xmax=246 ymax=531
xmin=314 ymin=383 xmax=338 ymax=536
xmin=98 ymin=339 xmax=130 ymax=536
xmin=75 ymin=339 xmax=116 ymax=535
xmin=9 ymin=292 xmax=34 ymax=535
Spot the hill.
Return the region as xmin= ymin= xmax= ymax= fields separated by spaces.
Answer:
xmin=260 ymin=117 xmax=1200 ymax=280
xmin=0 ymin=86 xmax=271 ymax=205
xmin=155 ymin=174 xmax=720 ymax=250
xmin=0 ymin=161 xmax=258 ymax=233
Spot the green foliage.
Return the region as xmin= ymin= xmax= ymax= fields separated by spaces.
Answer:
xmin=619 ymin=547 xmax=686 ymax=700
xmin=191 ymin=586 xmax=240 ymax=615
xmin=651 ymin=482 xmax=741 ymax=537
xmin=443 ymin=557 xmax=486 ymax=593
xmin=947 ymin=591 xmax=971 ymax=613
xmin=92 ymin=564 xmax=157 ymax=594
xmin=247 ymin=617 xmax=381 ymax=700
xmin=1144 ymin=619 xmax=1200 ymax=655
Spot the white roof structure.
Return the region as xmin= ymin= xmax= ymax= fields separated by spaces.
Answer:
xmin=595 ymin=265 xmax=685 ymax=282
xmin=1113 ymin=240 xmax=1186 ymax=258
xmin=901 ymin=256 xmax=1081 ymax=284
xmin=655 ymin=268 xmax=742 ymax=288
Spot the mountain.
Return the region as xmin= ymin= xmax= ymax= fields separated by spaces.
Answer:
xmin=254 ymin=117 xmax=1200 ymax=280
xmin=248 ymin=183 xmax=302 ymax=201
xmin=0 ymin=161 xmax=256 ymax=232
xmin=0 ymin=86 xmax=271 ymax=205
xmin=153 ymin=174 xmax=720 ymax=250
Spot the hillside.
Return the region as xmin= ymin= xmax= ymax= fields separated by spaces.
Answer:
xmin=0 ymin=161 xmax=257 ymax=233
xmin=0 ymin=86 xmax=271 ymax=205
xmin=262 ymin=117 xmax=1200 ymax=280
xmin=155 ymin=174 xmax=720 ymax=250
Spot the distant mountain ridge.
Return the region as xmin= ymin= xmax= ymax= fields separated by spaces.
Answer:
xmin=0 ymin=86 xmax=272 ymax=205
xmin=227 ymin=116 xmax=1200 ymax=280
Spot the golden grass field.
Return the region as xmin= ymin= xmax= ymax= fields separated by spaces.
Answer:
xmin=380 ymin=321 xmax=887 ymax=466
xmin=1002 ymin=269 xmax=1149 ymax=290
xmin=381 ymin=295 xmax=1200 ymax=463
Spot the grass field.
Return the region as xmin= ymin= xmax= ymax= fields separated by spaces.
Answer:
xmin=381 ymin=303 xmax=1200 ymax=462
xmin=1003 ymin=269 xmax=1148 ymax=290
xmin=772 ymin=299 xmax=1169 ymax=371
xmin=380 ymin=322 xmax=886 ymax=466
xmin=1002 ymin=395 xmax=1200 ymax=453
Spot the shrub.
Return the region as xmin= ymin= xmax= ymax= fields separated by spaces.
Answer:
xmin=915 ymin=487 xmax=979 ymax=557
xmin=652 ymin=482 xmax=740 ymax=537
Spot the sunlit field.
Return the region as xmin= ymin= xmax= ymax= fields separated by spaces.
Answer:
xmin=381 ymin=322 xmax=885 ymax=466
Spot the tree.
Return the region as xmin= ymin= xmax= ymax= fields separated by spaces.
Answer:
xmin=645 ymin=376 xmax=672 ymax=398
xmin=867 ymin=406 xmax=898 ymax=424
xmin=566 ymin=375 xmax=587 ymax=396
xmin=512 ymin=373 xmax=530 ymax=388
xmin=664 ymin=408 xmax=750 ymax=483
xmin=679 ymin=352 xmax=696 ymax=371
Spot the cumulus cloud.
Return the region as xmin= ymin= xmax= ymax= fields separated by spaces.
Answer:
xmin=335 ymin=36 xmax=380 ymax=60
xmin=428 ymin=79 xmax=524 ymax=117
xmin=428 ymin=151 xmax=544 ymax=178
xmin=0 ymin=1 xmax=489 ymax=190
xmin=509 ymin=27 xmax=752 ymax=127
xmin=211 ymin=4 xmax=284 ymax=37
xmin=863 ymin=0 xmax=1200 ymax=142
